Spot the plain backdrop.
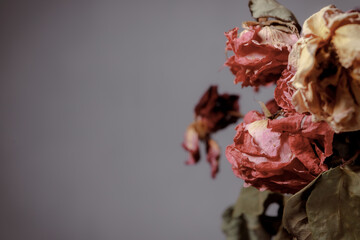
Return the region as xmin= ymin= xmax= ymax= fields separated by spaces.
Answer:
xmin=0 ymin=0 xmax=358 ymax=239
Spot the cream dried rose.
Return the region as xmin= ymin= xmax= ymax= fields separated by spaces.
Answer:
xmin=291 ymin=5 xmax=360 ymax=133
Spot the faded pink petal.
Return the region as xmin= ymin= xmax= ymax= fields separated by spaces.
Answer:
xmin=206 ymin=139 xmax=220 ymax=178
xmin=182 ymin=124 xmax=200 ymax=165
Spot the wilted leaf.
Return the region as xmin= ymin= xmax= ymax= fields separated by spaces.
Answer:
xmin=222 ymin=206 xmax=249 ymax=240
xmin=306 ymin=166 xmax=360 ymax=240
xmin=243 ymin=214 xmax=271 ymax=240
xmin=273 ymin=225 xmax=294 ymax=240
xmin=228 ymin=186 xmax=285 ymax=238
xmin=248 ymin=0 xmax=301 ymax=31
xmin=282 ymin=175 xmax=318 ymax=240
xmin=283 ymin=165 xmax=360 ymax=239
xmin=233 ymin=186 xmax=271 ymax=217
xmin=221 ymin=205 xmax=271 ymax=240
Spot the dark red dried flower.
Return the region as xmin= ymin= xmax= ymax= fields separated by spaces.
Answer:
xmin=194 ymin=85 xmax=241 ymax=132
xmin=183 ymin=85 xmax=241 ymax=178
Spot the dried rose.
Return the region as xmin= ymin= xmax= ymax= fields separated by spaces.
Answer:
xmin=224 ymin=20 xmax=299 ymax=90
xmin=183 ymin=85 xmax=241 ymax=178
xmin=291 ymin=5 xmax=360 ymax=133
xmin=225 ymin=111 xmax=334 ymax=194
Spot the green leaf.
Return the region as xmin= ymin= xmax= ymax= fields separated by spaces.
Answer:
xmin=233 ymin=186 xmax=271 ymax=217
xmin=306 ymin=166 xmax=360 ymax=240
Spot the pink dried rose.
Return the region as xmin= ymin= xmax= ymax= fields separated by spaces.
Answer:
xmin=183 ymin=85 xmax=241 ymax=178
xmin=291 ymin=5 xmax=360 ymax=133
xmin=225 ymin=111 xmax=334 ymax=194
xmin=224 ymin=20 xmax=299 ymax=90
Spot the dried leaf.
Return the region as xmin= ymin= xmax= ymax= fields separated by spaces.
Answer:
xmin=283 ymin=166 xmax=360 ymax=239
xmin=243 ymin=214 xmax=271 ymax=240
xmin=230 ymin=186 xmax=284 ymax=238
xmin=248 ymin=0 xmax=300 ymax=30
xmin=273 ymin=225 xmax=294 ymax=240
xmin=222 ymin=206 xmax=249 ymax=240
xmin=233 ymin=186 xmax=271 ymax=217
xmin=283 ymin=176 xmax=317 ymax=240
xmin=306 ymin=166 xmax=360 ymax=239
xmin=221 ymin=207 xmax=271 ymax=240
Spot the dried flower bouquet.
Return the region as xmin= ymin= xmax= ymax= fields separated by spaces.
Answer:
xmin=182 ymin=0 xmax=360 ymax=239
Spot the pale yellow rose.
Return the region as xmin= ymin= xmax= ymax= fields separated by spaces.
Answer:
xmin=291 ymin=5 xmax=360 ymax=133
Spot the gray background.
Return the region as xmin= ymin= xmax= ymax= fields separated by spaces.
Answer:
xmin=0 ymin=0 xmax=357 ymax=239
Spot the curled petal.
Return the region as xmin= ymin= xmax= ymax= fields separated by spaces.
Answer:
xmin=206 ymin=139 xmax=220 ymax=178
xmin=182 ymin=124 xmax=200 ymax=165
